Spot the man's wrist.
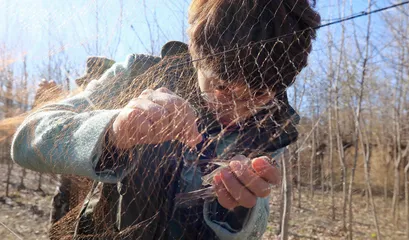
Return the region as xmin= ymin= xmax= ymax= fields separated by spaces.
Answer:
xmin=95 ymin=127 xmax=123 ymax=172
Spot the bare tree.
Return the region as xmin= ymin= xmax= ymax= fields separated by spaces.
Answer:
xmin=360 ymin=114 xmax=382 ymax=239
xmin=327 ymin=29 xmax=336 ymax=220
xmin=310 ymin=106 xmax=316 ymax=199
xmin=347 ymin=1 xmax=372 ymax=239
xmin=334 ymin=0 xmax=348 ymax=230
xmin=391 ymin=9 xmax=408 ymax=226
xmin=292 ymin=76 xmax=307 ymax=209
xmin=3 ymin=66 xmax=14 ymax=197
xmin=1 ymin=0 xmax=14 ymax=196
xmin=17 ymin=56 xmax=28 ymax=190
xmin=279 ymin=149 xmax=291 ymax=240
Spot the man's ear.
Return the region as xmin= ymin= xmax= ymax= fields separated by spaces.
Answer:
xmin=161 ymin=41 xmax=189 ymax=59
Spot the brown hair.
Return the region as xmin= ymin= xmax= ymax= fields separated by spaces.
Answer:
xmin=188 ymin=0 xmax=321 ymax=93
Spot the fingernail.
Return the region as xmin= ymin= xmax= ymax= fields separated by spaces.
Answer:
xmin=213 ymin=174 xmax=222 ymax=185
xmin=187 ymin=136 xmax=202 ymax=148
xmin=253 ymin=157 xmax=270 ymax=166
xmin=196 ymin=133 xmax=203 ymax=141
xmin=220 ymin=168 xmax=232 ymax=180
xmin=229 ymin=161 xmax=242 ymax=171
xmin=191 ymin=134 xmax=202 ymax=144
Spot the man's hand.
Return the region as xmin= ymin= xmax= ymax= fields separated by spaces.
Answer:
xmin=213 ymin=155 xmax=281 ymax=210
xmin=109 ymin=87 xmax=202 ymax=149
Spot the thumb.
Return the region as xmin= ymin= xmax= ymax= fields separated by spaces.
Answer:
xmin=184 ymin=119 xmax=202 ymax=148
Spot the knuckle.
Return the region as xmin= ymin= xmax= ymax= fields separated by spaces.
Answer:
xmin=215 ymin=187 xmax=223 ymax=197
xmin=219 ymin=199 xmax=233 ymax=210
xmin=224 ymin=197 xmax=238 ymax=209
xmin=242 ymin=197 xmax=257 ymax=208
xmin=121 ymin=107 xmax=135 ymax=118
xmin=271 ymin=176 xmax=282 ymax=185
xmin=233 ymin=169 xmax=246 ymax=180
xmin=233 ymin=155 xmax=248 ymax=161
xmin=258 ymin=187 xmax=271 ymax=198
xmin=142 ymin=88 xmax=153 ymax=93
xmin=160 ymin=107 xmax=170 ymax=116
xmin=156 ymin=87 xmax=170 ymax=92
xmin=232 ymin=164 xmax=251 ymax=180
xmin=227 ymin=202 xmax=238 ymax=210
xmin=140 ymin=89 xmax=153 ymax=95
xmin=127 ymin=98 xmax=140 ymax=105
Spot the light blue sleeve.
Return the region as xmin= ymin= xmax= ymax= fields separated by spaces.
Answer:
xmin=11 ymin=54 xmax=160 ymax=183
xmin=203 ymin=197 xmax=270 ymax=240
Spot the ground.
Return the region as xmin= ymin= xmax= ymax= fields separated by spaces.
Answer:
xmin=264 ymin=189 xmax=406 ymax=240
xmin=0 ymin=164 xmax=406 ymax=240
xmin=0 ymin=164 xmax=55 ymax=240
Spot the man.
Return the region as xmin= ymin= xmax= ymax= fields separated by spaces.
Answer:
xmin=12 ymin=1 xmax=320 ymax=239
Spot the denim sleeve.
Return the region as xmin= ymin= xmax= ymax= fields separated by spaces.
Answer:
xmin=203 ymin=197 xmax=270 ymax=240
xmin=11 ymin=54 xmax=160 ymax=183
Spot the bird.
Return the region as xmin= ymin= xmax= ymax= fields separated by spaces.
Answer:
xmin=174 ymin=156 xmax=280 ymax=207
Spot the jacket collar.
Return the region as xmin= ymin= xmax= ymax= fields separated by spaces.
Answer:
xmin=197 ymin=102 xmax=299 ymax=159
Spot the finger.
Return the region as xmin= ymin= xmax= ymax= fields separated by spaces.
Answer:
xmin=183 ymin=114 xmax=202 ymax=148
xmin=131 ymin=94 xmax=200 ymax=147
xmin=145 ymin=91 xmax=201 ymax=147
xmin=178 ymin=100 xmax=202 ymax=147
xmin=229 ymin=161 xmax=271 ymax=198
xmin=138 ymin=89 xmax=154 ymax=98
xmin=142 ymin=89 xmax=180 ymax=105
xmin=252 ymin=157 xmax=281 ymax=185
xmin=112 ymin=108 xmax=151 ymax=149
xmin=155 ymin=87 xmax=174 ymax=94
xmin=230 ymin=155 xmax=248 ymax=161
xmin=220 ymin=168 xmax=257 ymax=208
xmin=126 ymin=97 xmax=158 ymax=111
xmin=126 ymin=98 xmax=170 ymax=143
xmin=136 ymin=98 xmax=170 ymax=143
xmin=214 ymin=174 xmax=238 ymax=210
xmin=143 ymin=92 xmax=187 ymax=142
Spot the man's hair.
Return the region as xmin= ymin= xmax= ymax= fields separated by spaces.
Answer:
xmin=188 ymin=0 xmax=321 ymax=93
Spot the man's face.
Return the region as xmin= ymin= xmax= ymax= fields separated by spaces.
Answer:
xmin=197 ymin=68 xmax=274 ymax=124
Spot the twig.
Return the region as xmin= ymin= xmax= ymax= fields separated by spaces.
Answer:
xmin=0 ymin=221 xmax=23 ymax=240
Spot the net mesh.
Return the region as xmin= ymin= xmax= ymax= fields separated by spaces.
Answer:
xmin=1 ymin=0 xmax=409 ymax=239
xmin=29 ymin=24 xmax=308 ymax=238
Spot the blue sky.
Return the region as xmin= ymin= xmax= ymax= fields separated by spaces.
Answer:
xmin=1 ymin=0 xmax=190 ymax=78
xmin=1 ymin=0 xmax=189 ymax=56
xmin=0 ymin=0 xmax=399 ymax=92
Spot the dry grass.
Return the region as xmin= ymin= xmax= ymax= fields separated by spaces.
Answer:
xmin=0 ymin=163 xmax=406 ymax=240
xmin=265 ymin=187 xmax=405 ymax=240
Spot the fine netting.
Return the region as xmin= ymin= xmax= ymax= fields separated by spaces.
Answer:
xmin=20 ymin=2 xmax=321 ymax=239
xmin=3 ymin=0 xmax=408 ymax=239
xmin=43 ymin=47 xmax=302 ymax=239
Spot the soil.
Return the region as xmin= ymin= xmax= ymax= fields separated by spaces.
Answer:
xmin=0 ymin=164 xmax=406 ymax=240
